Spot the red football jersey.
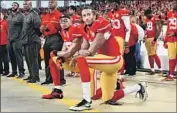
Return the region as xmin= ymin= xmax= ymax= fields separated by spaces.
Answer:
xmin=84 ymin=17 xmax=121 ymax=56
xmin=61 ymin=23 xmax=83 ymax=47
xmin=71 ymin=14 xmax=81 ymax=23
xmin=110 ymin=9 xmax=129 ymax=39
xmin=165 ymin=11 xmax=177 ymax=42
xmin=107 ymin=11 xmax=114 ymax=19
xmin=129 ymin=24 xmax=138 ymax=47
xmin=145 ymin=16 xmax=159 ymax=38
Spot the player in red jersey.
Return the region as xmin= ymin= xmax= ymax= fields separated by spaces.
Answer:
xmin=42 ymin=15 xmax=97 ymax=100
xmin=91 ymin=16 xmax=147 ymax=105
xmin=163 ymin=4 xmax=177 ymax=81
xmin=144 ymin=9 xmax=163 ymax=75
xmin=108 ymin=2 xmax=131 ymax=55
xmin=67 ymin=5 xmax=82 ymax=77
xmin=69 ymin=6 xmax=148 ymax=111
xmin=42 ymin=15 xmax=83 ymax=99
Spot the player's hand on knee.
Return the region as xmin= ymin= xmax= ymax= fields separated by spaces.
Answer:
xmin=163 ymin=43 xmax=168 ymax=49
xmin=124 ymin=47 xmax=130 ymax=54
xmin=56 ymin=57 xmax=64 ymax=70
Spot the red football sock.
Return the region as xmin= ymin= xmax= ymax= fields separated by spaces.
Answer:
xmin=92 ymin=88 xmax=102 ymax=100
xmin=169 ymin=59 xmax=177 ymax=75
xmin=77 ymin=57 xmax=90 ymax=82
xmin=111 ymin=89 xmax=125 ymax=101
xmin=49 ymin=59 xmax=60 ymax=86
xmin=154 ymin=54 xmax=162 ymax=69
xmin=148 ymin=56 xmax=154 ymax=69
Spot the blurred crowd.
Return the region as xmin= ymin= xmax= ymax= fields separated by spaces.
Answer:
xmin=1 ymin=0 xmax=176 ymax=24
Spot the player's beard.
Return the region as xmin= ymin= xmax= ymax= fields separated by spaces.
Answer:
xmin=12 ymin=8 xmax=18 ymax=12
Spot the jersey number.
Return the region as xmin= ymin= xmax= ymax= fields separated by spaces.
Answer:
xmin=111 ymin=19 xmax=121 ymax=29
xmin=146 ymin=22 xmax=153 ymax=31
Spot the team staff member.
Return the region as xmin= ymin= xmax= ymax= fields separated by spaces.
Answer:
xmin=40 ymin=0 xmax=65 ymax=85
xmin=21 ymin=0 xmax=41 ymax=83
xmin=163 ymin=4 xmax=177 ymax=81
xmin=0 ymin=12 xmax=9 ymax=76
xmin=124 ymin=16 xmax=145 ymax=76
xmin=124 ymin=23 xmax=138 ymax=76
xmin=7 ymin=2 xmax=25 ymax=78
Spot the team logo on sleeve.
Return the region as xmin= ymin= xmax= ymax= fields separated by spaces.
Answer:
xmin=104 ymin=31 xmax=111 ymax=40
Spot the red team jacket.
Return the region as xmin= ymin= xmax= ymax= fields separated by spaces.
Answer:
xmin=0 ymin=19 xmax=8 ymax=45
xmin=129 ymin=24 xmax=138 ymax=47
xmin=41 ymin=9 xmax=62 ymax=36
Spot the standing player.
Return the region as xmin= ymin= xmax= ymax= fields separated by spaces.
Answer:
xmin=108 ymin=2 xmax=131 ymax=55
xmin=144 ymin=9 xmax=163 ymax=75
xmin=163 ymin=4 xmax=177 ymax=81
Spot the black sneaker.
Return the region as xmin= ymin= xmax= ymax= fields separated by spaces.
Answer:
xmin=23 ymin=76 xmax=32 ymax=81
xmin=103 ymin=100 xmax=123 ymax=106
xmin=16 ymin=73 xmax=25 ymax=78
xmin=41 ymin=81 xmax=53 ymax=85
xmin=135 ymin=82 xmax=148 ymax=101
xmin=27 ymin=77 xmax=40 ymax=83
xmin=7 ymin=73 xmax=17 ymax=77
xmin=146 ymin=71 xmax=155 ymax=75
xmin=60 ymin=81 xmax=66 ymax=87
xmin=69 ymin=99 xmax=92 ymax=111
xmin=2 ymin=72 xmax=9 ymax=76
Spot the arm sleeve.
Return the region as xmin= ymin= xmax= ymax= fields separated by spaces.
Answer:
xmin=90 ymin=18 xmax=111 ymax=33
xmin=121 ymin=15 xmax=131 ymax=42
